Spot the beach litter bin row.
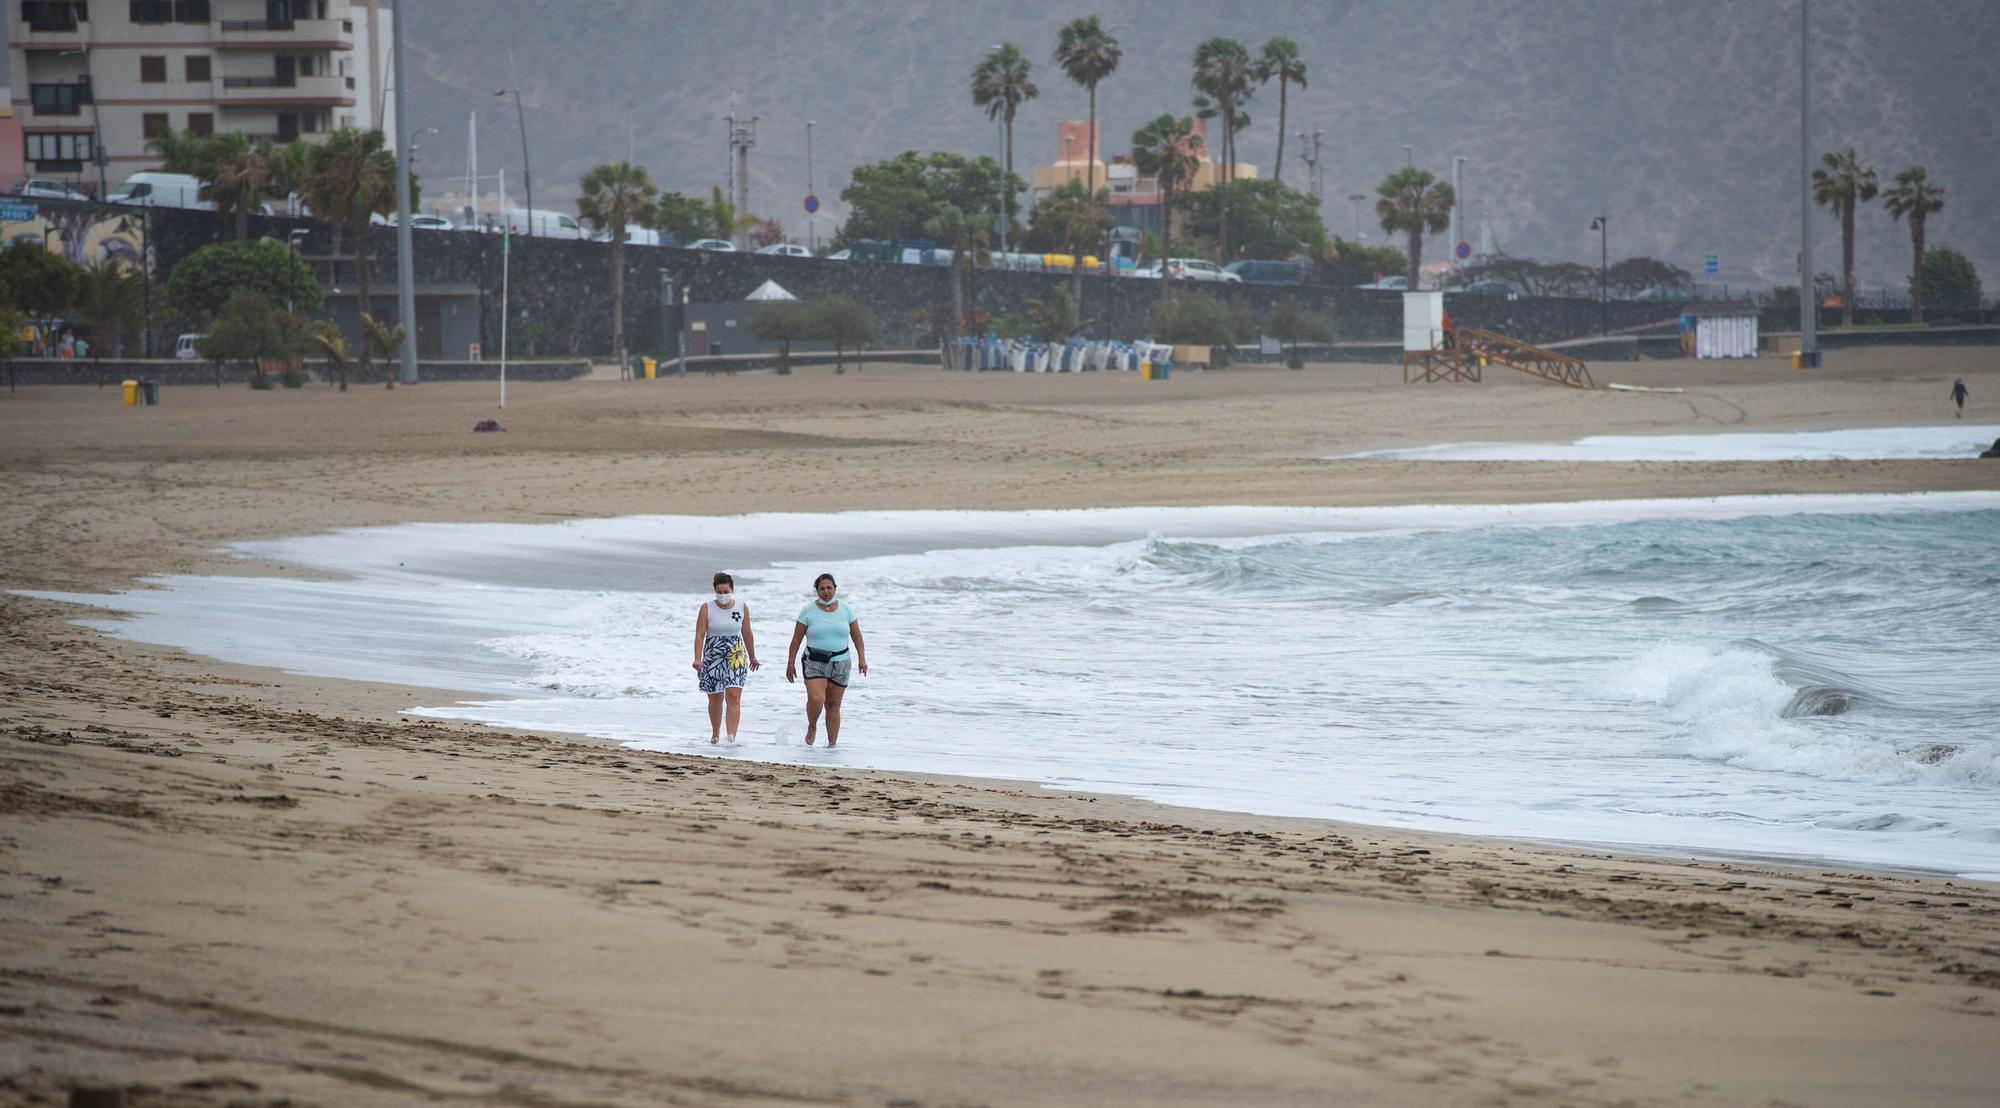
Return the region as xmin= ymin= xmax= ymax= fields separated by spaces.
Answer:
xmin=121 ymin=379 xmax=160 ymax=406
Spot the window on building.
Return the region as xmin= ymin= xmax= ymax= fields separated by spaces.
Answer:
xmin=143 ymin=113 xmax=170 ymax=140
xmin=130 ymin=0 xmax=174 ymax=22
xmin=188 ymin=113 xmax=214 ymax=137
xmin=178 ymin=0 xmax=210 ymax=19
xmin=29 ymin=83 xmax=88 ymax=115
xmin=140 ymin=56 xmax=168 ymax=83
xmin=22 ymin=2 xmax=87 ymax=32
xmin=185 ymin=55 xmax=211 ymax=81
xmin=25 ymin=132 xmax=94 ymax=172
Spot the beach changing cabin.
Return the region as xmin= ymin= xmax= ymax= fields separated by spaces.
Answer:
xmin=1681 ymin=300 xmax=1759 ymax=359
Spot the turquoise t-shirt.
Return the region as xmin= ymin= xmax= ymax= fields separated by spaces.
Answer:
xmin=796 ymin=600 xmax=856 ymax=653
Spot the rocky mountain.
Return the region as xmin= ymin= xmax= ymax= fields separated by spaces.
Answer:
xmin=400 ymin=0 xmax=1998 ymax=291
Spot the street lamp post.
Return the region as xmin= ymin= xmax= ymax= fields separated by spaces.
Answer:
xmin=493 ymin=88 xmax=533 ymax=235
xmin=1402 ymin=144 xmax=1413 ymax=168
xmin=1798 ymin=0 xmax=1819 ymax=367
xmin=806 ymin=119 xmax=816 ymax=253
xmin=1590 ymin=214 xmax=1609 ymax=335
xmin=286 ymin=228 xmax=309 ymax=313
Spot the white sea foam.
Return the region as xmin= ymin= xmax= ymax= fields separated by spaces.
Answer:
xmin=24 ymin=493 xmax=2000 ymax=878
xmin=1335 ymin=424 xmax=2000 ymax=462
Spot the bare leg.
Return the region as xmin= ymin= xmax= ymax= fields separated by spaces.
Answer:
xmin=804 ymin=679 xmax=827 ymax=745
xmin=706 ymin=692 xmax=723 ymax=743
xmin=724 ymin=686 xmax=743 ymax=740
xmin=824 ymin=682 xmax=847 ymax=747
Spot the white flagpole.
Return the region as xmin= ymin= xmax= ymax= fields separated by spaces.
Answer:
xmin=499 ymin=166 xmax=509 ymax=410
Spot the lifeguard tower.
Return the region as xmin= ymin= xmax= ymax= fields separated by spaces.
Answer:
xmin=1399 ymin=291 xmax=1594 ymax=389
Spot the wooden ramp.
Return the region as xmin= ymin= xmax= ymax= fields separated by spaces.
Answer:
xmin=1402 ymin=328 xmax=1594 ymax=390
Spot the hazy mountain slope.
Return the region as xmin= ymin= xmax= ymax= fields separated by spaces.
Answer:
xmin=401 ymin=0 xmax=1999 ymax=290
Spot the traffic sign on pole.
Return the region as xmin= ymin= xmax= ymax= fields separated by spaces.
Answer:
xmin=804 ymin=194 xmax=819 ymax=215
xmin=1455 ymin=241 xmax=1472 ymax=260
xmin=1703 ymin=252 xmax=1720 ymax=275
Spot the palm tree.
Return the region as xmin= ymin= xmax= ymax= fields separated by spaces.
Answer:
xmin=1375 ymin=167 xmax=1454 ymax=288
xmin=203 ymin=143 xmax=276 ymax=240
xmin=1882 ymin=166 xmax=1946 ymax=324
xmin=1258 ymin=38 xmax=1306 ymax=184
xmin=971 ymin=42 xmax=1038 ymax=231
xmin=924 ymin=203 xmax=990 ymax=335
xmin=360 ymin=313 xmax=405 ymax=390
xmin=304 ymin=128 xmax=398 ymax=369
xmin=1192 ymin=38 xmax=1255 ymax=258
xmin=577 ymin=161 xmax=660 ymax=368
xmin=73 ymin=262 xmax=145 ymax=379
xmin=309 ymin=319 xmax=352 ymax=391
xmin=1054 ymin=17 xmax=1120 ymax=203
xmin=1131 ymin=115 xmax=1203 ymax=276
xmin=1811 ymin=148 xmax=1879 ymax=327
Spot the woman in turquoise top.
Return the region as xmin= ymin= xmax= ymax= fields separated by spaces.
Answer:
xmin=785 ymin=573 xmax=868 ymax=747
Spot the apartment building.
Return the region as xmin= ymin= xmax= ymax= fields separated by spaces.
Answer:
xmin=7 ymin=0 xmax=389 ymax=195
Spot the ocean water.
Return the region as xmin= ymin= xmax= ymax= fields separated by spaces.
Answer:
xmin=30 ymin=494 xmax=2000 ymax=878
xmin=1337 ymin=424 xmax=2000 ymax=461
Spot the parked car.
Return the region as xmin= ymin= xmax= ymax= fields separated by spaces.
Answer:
xmin=1633 ymin=286 xmax=1693 ymax=302
xmin=109 ymin=172 xmax=209 ymax=209
xmin=12 ymin=177 xmax=91 ymax=201
xmin=373 ymin=211 xmax=455 ymax=230
xmin=1356 ymin=275 xmax=1409 ymax=290
xmin=1224 ymin=259 xmax=1309 ymax=285
xmin=174 ymin=333 xmax=206 ymax=360
xmin=1144 ymin=258 xmax=1239 ymax=282
xmin=825 ymin=248 xmax=852 ymax=260
xmin=756 ymin=243 xmax=811 ymax=257
xmin=688 ymin=238 xmax=736 ymax=252
xmin=503 ymin=207 xmax=589 ymax=240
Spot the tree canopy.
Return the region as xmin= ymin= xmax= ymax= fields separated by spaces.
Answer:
xmin=166 ymin=239 xmax=322 ymax=320
xmin=1171 ymin=178 xmax=1325 ymax=262
xmin=835 ymin=152 xmax=1022 ymax=247
xmin=1916 ymin=247 xmax=1981 ymax=309
xmin=651 ymin=191 xmax=711 ymax=245
xmin=0 ymin=241 xmax=82 ymax=315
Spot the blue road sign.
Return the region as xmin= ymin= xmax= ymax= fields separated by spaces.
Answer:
xmin=1455 ymin=241 xmax=1471 ymax=260
xmin=1703 ymin=252 xmax=1720 ymax=275
xmin=0 ymin=202 xmax=37 ymax=222
xmin=804 ymin=194 xmax=819 ymax=215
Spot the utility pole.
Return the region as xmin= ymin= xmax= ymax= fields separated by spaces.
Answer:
xmin=806 ymin=119 xmax=816 ymax=252
xmin=367 ymin=0 xmax=384 ymax=129
xmin=1799 ymin=0 xmax=1819 ymax=367
xmin=1295 ymin=130 xmax=1323 ymax=206
xmin=725 ymin=92 xmax=759 ymax=250
xmin=1449 ymin=155 xmax=1467 ymax=269
xmin=392 ymin=2 xmax=417 ymax=384
xmin=1590 ymin=213 xmax=1609 ymax=336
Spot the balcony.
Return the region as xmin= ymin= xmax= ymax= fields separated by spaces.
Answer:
xmin=217 ymin=72 xmax=352 ymax=106
xmin=214 ymin=16 xmax=352 ymax=49
xmin=20 ymin=1 xmax=84 ymax=33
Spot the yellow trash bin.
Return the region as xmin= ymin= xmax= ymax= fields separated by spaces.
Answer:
xmin=121 ymin=379 xmax=140 ymax=406
xmin=642 ymin=357 xmax=657 ymax=380
xmin=1790 ymin=351 xmax=1802 ymax=370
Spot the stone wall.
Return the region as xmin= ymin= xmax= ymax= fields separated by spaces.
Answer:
xmin=7 ymin=197 xmax=1750 ymax=360
xmin=2 ymin=357 xmax=588 ymax=387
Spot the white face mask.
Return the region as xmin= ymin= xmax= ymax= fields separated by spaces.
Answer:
xmin=817 ymin=592 xmax=837 ymax=605
xmin=715 ymin=592 xmax=734 ymax=604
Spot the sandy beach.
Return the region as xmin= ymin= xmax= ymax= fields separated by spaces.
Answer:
xmin=4 ymin=349 xmax=1999 ymax=1106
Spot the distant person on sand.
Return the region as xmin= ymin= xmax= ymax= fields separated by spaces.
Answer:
xmin=692 ymin=571 xmax=757 ymax=744
xmin=1951 ymin=377 xmax=1968 ymax=418
xmin=786 ymin=573 xmax=868 ymax=747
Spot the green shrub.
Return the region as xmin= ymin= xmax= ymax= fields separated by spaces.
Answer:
xmin=248 ymin=367 xmax=274 ymax=389
xmin=279 ymin=364 xmax=309 ymax=388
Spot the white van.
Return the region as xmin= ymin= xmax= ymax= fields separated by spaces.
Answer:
xmin=110 ymin=172 xmax=210 ymax=210
xmin=504 ymin=207 xmax=588 ymax=240
xmin=593 ymin=226 xmax=662 ymax=247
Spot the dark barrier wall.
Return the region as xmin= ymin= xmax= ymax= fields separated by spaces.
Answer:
xmin=3 ymin=357 xmax=589 ymax=387
xmin=14 ymin=196 xmax=1819 ymax=359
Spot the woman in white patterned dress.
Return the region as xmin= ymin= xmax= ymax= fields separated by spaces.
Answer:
xmin=692 ymin=571 xmax=759 ymax=744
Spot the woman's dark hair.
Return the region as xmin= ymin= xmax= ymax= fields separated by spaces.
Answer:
xmin=713 ymin=572 xmax=734 ymax=589
xmin=813 ymin=573 xmax=837 ymax=589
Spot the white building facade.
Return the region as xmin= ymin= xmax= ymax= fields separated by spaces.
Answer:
xmin=7 ymin=0 xmax=389 ymax=195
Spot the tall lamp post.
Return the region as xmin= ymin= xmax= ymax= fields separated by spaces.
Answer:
xmin=286 ymin=227 xmax=309 ymax=313
xmin=1798 ymin=0 xmax=1819 ymax=367
xmin=806 ymin=119 xmax=816 ymax=253
xmin=493 ymin=88 xmax=533 ymax=235
xmin=1589 ymin=213 xmax=1609 ymax=335
xmin=391 ymin=5 xmax=416 ymax=384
